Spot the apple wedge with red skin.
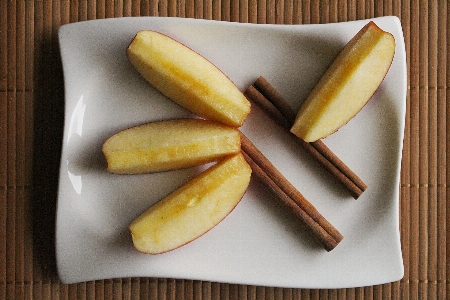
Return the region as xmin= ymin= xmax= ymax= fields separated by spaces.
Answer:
xmin=102 ymin=118 xmax=241 ymax=174
xmin=129 ymin=153 xmax=252 ymax=254
xmin=290 ymin=21 xmax=396 ymax=142
xmin=127 ymin=30 xmax=251 ymax=128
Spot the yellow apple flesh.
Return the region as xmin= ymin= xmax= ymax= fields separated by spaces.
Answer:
xmin=103 ymin=118 xmax=241 ymax=174
xmin=127 ymin=30 xmax=251 ymax=127
xmin=290 ymin=21 xmax=396 ymax=142
xmin=129 ymin=153 xmax=252 ymax=254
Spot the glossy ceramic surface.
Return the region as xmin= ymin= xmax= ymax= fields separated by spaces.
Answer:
xmin=57 ymin=16 xmax=406 ymax=287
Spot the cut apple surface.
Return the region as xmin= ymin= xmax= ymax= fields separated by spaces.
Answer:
xmin=290 ymin=21 xmax=396 ymax=142
xmin=129 ymin=153 xmax=252 ymax=254
xmin=127 ymin=30 xmax=251 ymax=127
xmin=103 ymin=118 xmax=241 ymax=174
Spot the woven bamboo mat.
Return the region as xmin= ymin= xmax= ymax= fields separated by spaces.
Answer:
xmin=1 ymin=1 xmax=448 ymax=299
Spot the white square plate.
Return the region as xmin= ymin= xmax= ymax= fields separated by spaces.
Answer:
xmin=57 ymin=16 xmax=406 ymax=288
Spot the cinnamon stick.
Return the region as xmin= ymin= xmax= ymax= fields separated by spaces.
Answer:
xmin=254 ymin=76 xmax=297 ymax=124
xmin=240 ymin=133 xmax=343 ymax=251
xmin=248 ymin=76 xmax=367 ymax=199
xmin=244 ymin=86 xmax=290 ymax=129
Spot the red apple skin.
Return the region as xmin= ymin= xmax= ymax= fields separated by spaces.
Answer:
xmin=125 ymin=31 xmax=241 ymax=95
xmin=290 ymin=21 xmax=396 ymax=142
xmin=128 ymin=153 xmax=252 ymax=254
xmin=130 ymin=193 xmax=245 ymax=255
xmin=324 ymin=22 xmax=395 ymax=136
xmin=102 ymin=118 xmax=241 ymax=174
xmin=126 ymin=30 xmax=251 ymax=128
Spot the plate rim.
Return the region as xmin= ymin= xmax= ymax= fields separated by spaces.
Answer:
xmin=56 ymin=16 xmax=406 ymax=288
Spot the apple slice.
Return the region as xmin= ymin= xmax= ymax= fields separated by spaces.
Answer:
xmin=290 ymin=21 xmax=396 ymax=142
xmin=127 ymin=30 xmax=251 ymax=127
xmin=129 ymin=153 xmax=252 ymax=254
xmin=103 ymin=118 xmax=241 ymax=174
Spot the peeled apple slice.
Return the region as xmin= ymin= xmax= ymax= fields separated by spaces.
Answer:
xmin=127 ymin=30 xmax=251 ymax=127
xmin=290 ymin=21 xmax=396 ymax=142
xmin=102 ymin=118 xmax=241 ymax=174
xmin=129 ymin=153 xmax=252 ymax=254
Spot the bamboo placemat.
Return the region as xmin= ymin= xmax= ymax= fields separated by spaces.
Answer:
xmin=1 ymin=1 xmax=448 ymax=299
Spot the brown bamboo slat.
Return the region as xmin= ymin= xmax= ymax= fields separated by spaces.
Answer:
xmin=1 ymin=0 xmax=449 ymax=299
